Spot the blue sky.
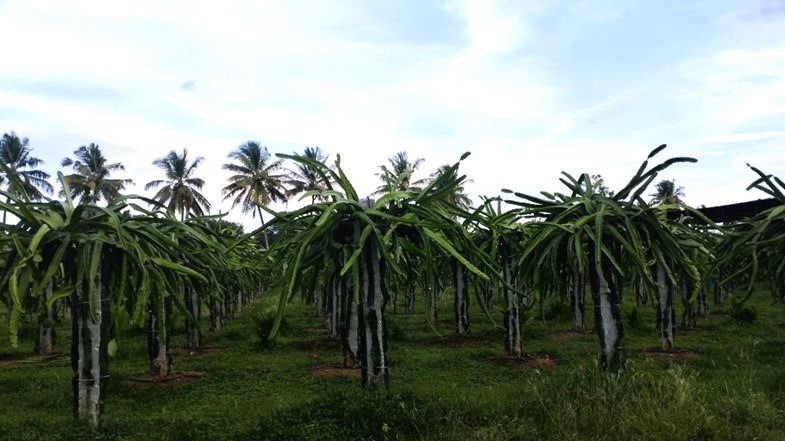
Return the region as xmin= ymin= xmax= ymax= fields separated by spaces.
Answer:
xmin=1 ymin=0 xmax=784 ymax=228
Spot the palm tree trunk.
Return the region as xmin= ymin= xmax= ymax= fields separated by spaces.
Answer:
xmin=590 ymin=266 xmax=624 ymax=372
xmin=453 ymin=259 xmax=470 ymax=336
xmin=224 ymin=290 xmax=236 ymax=321
xmin=185 ymin=288 xmax=201 ymax=350
xmin=681 ymin=276 xmax=696 ymax=328
xmin=328 ymin=274 xmax=341 ymax=340
xmin=147 ymin=298 xmax=172 ymax=377
xmin=502 ymin=248 xmax=522 ymax=357
xmin=698 ymin=284 xmax=709 ymax=317
xmin=357 ymin=235 xmax=388 ymax=387
xmin=257 ymin=206 xmax=269 ymax=249
xmin=428 ymin=272 xmax=439 ymax=323
xmin=341 ymin=274 xmax=359 ymax=367
xmin=35 ymin=281 xmax=57 ymax=355
xmin=313 ymin=281 xmax=323 ymax=317
xmin=656 ymin=263 xmax=675 ymax=351
xmin=520 ymin=285 xmax=534 ymax=309
xmin=71 ymin=266 xmax=109 ymax=427
xmin=483 ymin=280 xmax=493 ymax=309
xmin=714 ymin=280 xmax=729 ymax=306
xmin=404 ymin=277 xmax=416 ymax=314
xmin=403 ymin=285 xmax=417 ymax=314
xmin=635 ymin=279 xmax=647 ymax=306
xmin=571 ymin=269 xmax=586 ymax=332
xmin=209 ymin=297 xmax=224 ymax=332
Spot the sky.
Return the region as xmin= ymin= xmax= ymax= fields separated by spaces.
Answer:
xmin=1 ymin=0 xmax=784 ymax=229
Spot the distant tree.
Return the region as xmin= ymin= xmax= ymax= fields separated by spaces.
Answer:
xmin=591 ymin=174 xmax=614 ymax=197
xmin=61 ymin=143 xmax=133 ymax=204
xmin=222 ymin=141 xmax=286 ymax=248
xmin=285 ymin=146 xmax=331 ymax=204
xmin=430 ymin=164 xmax=473 ymax=210
xmin=0 ymin=132 xmax=54 ymax=222
xmin=145 ymin=148 xmax=211 ymax=220
xmin=650 ymin=179 xmax=685 ymax=205
xmin=374 ymin=151 xmax=427 ymax=195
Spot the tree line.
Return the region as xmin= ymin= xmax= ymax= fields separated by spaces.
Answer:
xmin=1 ymin=132 xmax=329 ymax=224
xmin=1 ymin=132 xmax=472 ymax=227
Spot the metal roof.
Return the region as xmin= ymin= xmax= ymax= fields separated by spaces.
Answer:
xmin=697 ymin=198 xmax=780 ymax=223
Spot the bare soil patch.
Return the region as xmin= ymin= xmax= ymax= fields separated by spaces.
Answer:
xmin=550 ymin=330 xmax=594 ymax=341
xmin=482 ymin=354 xmax=558 ymax=369
xmin=311 ymin=365 xmax=361 ymax=378
xmin=170 ymin=345 xmax=222 ymax=358
xmin=643 ymin=347 xmax=701 ymax=360
xmin=124 ymin=371 xmax=207 ymax=386
xmin=0 ymin=352 xmax=68 ymax=368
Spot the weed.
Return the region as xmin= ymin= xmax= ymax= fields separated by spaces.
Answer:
xmin=624 ymin=306 xmax=646 ymax=330
xmin=250 ymin=307 xmax=286 ymax=348
xmin=728 ymin=296 xmax=758 ymax=323
xmin=386 ymin=315 xmax=408 ymax=341
xmin=544 ymin=300 xmax=572 ymax=321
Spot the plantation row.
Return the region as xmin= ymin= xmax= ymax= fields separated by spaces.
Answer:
xmin=2 ymin=132 xmax=784 ymax=430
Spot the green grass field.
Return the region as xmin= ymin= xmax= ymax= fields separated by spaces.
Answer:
xmin=1 ymin=290 xmax=785 ymax=440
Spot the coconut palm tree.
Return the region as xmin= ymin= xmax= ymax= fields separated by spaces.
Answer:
xmin=285 ymin=146 xmax=331 ymax=203
xmin=649 ymin=179 xmax=685 ymax=205
xmin=221 ymin=141 xmax=286 ymax=248
xmin=145 ymin=148 xmax=211 ymax=220
xmin=61 ymin=143 xmax=133 ymax=204
xmin=0 ymin=132 xmax=54 ymax=222
xmin=429 ymin=164 xmax=473 ymax=210
xmin=374 ymin=151 xmax=427 ymax=195
xmin=146 ymin=152 xmax=213 ymax=351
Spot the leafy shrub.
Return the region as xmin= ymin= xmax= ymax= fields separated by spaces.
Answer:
xmin=386 ymin=315 xmax=407 ymax=341
xmin=543 ymin=300 xmax=571 ymax=321
xmin=250 ymin=308 xmax=286 ymax=348
xmin=728 ymin=296 xmax=757 ymax=323
xmin=624 ymin=306 xmax=645 ymax=330
xmin=16 ymin=314 xmax=36 ymax=340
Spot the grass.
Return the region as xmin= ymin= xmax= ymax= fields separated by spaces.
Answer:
xmin=1 ymin=288 xmax=785 ymax=440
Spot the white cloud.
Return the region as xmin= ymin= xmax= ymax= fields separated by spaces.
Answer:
xmin=675 ymin=47 xmax=785 ymax=148
xmin=443 ymin=0 xmax=533 ymax=54
xmin=566 ymin=0 xmax=622 ymax=23
xmin=2 ymin=1 xmax=785 ymax=231
xmin=698 ymin=131 xmax=785 ymax=144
